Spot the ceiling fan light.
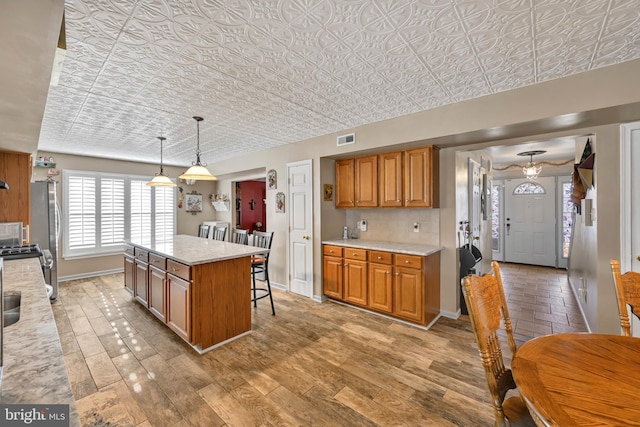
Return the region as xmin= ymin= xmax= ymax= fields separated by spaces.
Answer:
xmin=181 ymin=116 xmax=217 ymax=181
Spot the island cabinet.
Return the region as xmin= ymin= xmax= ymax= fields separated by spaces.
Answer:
xmin=124 ymin=244 xmax=135 ymax=294
xmin=134 ymin=248 xmax=149 ymax=306
xmin=124 ymin=236 xmax=263 ymax=354
xmin=323 ymin=243 xmax=441 ymax=326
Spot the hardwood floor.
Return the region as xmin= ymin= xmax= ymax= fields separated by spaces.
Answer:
xmin=53 ymin=262 xmax=585 ymax=427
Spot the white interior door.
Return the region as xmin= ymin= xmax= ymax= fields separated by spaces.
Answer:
xmin=505 ymin=177 xmax=557 ymax=267
xmin=621 ymin=122 xmax=640 ymax=272
xmin=288 ymin=160 xmax=313 ymax=298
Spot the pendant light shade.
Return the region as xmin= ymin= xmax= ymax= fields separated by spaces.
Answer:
xmin=179 ymin=116 xmax=217 ymax=181
xmin=518 ymin=150 xmax=545 ymax=181
xmin=147 ymin=136 xmax=177 ymax=187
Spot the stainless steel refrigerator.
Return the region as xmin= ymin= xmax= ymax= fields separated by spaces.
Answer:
xmin=30 ymin=180 xmax=60 ymax=300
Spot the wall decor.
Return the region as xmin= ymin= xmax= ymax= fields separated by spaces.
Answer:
xmin=267 ymin=169 xmax=277 ymax=190
xmin=275 ymin=192 xmax=285 ymax=213
xmin=324 ymin=184 xmax=333 ymax=201
xmin=185 ymin=191 xmax=203 ymax=214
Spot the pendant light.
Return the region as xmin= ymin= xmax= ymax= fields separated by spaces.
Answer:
xmin=518 ymin=150 xmax=546 ymax=181
xmin=179 ymin=116 xmax=217 ymax=181
xmin=146 ymin=136 xmax=177 ymax=187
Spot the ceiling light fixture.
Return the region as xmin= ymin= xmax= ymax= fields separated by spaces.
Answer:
xmin=518 ymin=150 xmax=546 ymax=180
xmin=179 ymin=116 xmax=217 ymax=181
xmin=147 ymin=136 xmax=177 ymax=187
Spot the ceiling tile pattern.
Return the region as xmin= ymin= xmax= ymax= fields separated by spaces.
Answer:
xmin=38 ymin=0 xmax=640 ymax=165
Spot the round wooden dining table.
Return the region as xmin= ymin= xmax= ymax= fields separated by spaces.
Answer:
xmin=512 ymin=333 xmax=640 ymax=426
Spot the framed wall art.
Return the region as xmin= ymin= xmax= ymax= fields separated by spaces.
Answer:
xmin=185 ymin=192 xmax=203 ymax=214
xmin=275 ymin=192 xmax=285 ymax=213
xmin=324 ymin=184 xmax=333 ymax=201
xmin=267 ymin=169 xmax=277 ymax=190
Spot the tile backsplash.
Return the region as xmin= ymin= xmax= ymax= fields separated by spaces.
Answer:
xmin=345 ymin=208 xmax=440 ymax=246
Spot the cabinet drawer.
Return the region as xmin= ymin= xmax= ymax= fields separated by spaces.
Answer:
xmin=167 ymin=259 xmax=190 ymax=281
xmin=149 ymin=253 xmax=166 ymax=270
xmin=134 ymin=248 xmax=149 ymax=262
xmin=395 ymin=253 xmax=423 ymax=269
xmin=369 ymin=250 xmax=392 ymax=264
xmin=345 ymin=248 xmax=367 ymax=261
xmin=324 ymin=245 xmax=343 ymax=257
xmin=124 ymin=244 xmax=135 ymax=257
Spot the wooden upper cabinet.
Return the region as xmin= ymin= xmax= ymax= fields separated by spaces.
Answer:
xmin=0 ymin=151 xmax=32 ymax=226
xmin=355 ymin=155 xmax=377 ymax=207
xmin=379 ymin=151 xmax=403 ymax=207
xmin=335 ymin=159 xmax=355 ymax=208
xmin=404 ymin=146 xmax=439 ymax=208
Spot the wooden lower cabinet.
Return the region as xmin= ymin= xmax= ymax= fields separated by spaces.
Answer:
xmin=124 ymin=254 xmax=134 ymax=294
xmin=148 ymin=265 xmax=166 ymax=322
xmin=344 ymin=259 xmax=367 ymax=306
xmin=394 ymin=266 xmax=424 ymax=322
xmin=323 ymin=245 xmax=441 ymax=326
xmin=369 ymin=262 xmax=393 ymax=313
xmin=323 ymin=255 xmax=344 ymax=299
xmin=166 ymin=273 xmax=191 ymax=342
xmin=134 ymin=259 xmax=149 ymax=306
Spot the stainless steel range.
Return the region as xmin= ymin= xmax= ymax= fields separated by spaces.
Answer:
xmin=0 ymin=244 xmax=43 ymax=260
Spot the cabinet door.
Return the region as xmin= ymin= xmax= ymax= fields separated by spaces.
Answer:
xmin=355 ymin=155 xmax=378 ymax=207
xmin=335 ymin=159 xmax=355 ymax=208
xmin=344 ymin=259 xmax=368 ymax=306
xmin=167 ymin=273 xmax=191 ymax=342
xmin=148 ymin=265 xmax=166 ymax=322
xmin=134 ymin=259 xmax=149 ymax=307
xmin=394 ymin=266 xmax=424 ymax=322
xmin=404 ymin=147 xmax=432 ymax=208
xmin=379 ymin=151 xmax=403 ymax=207
xmin=0 ymin=151 xmax=31 ymax=226
xmin=369 ymin=263 xmax=393 ymax=313
xmin=124 ymin=255 xmax=134 ymax=294
xmin=323 ymin=255 xmax=344 ymax=299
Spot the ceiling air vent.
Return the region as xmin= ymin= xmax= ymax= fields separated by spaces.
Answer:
xmin=337 ymin=133 xmax=355 ymax=147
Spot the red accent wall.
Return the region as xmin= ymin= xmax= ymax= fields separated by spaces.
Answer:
xmin=238 ymin=180 xmax=266 ymax=233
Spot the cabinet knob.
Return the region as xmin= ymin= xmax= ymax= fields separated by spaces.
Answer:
xmin=405 ymin=260 xmax=410 ymax=264
xmin=377 ymin=256 xmax=382 ymax=260
xmin=329 ymin=250 xmax=334 ymax=253
xmin=397 ymin=199 xmax=401 ymax=202
xmin=395 ymin=273 xmax=400 ymax=276
xmin=353 ymin=253 xmax=357 ymax=256
xmin=386 ymin=271 xmax=391 ymax=275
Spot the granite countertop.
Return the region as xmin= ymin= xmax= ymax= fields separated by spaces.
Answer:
xmin=127 ymin=234 xmax=269 ymax=266
xmin=322 ymin=239 xmax=443 ymax=256
xmin=1 ymin=258 xmax=79 ymax=426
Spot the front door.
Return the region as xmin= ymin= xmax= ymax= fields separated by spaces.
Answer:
xmin=505 ymin=177 xmax=557 ymax=267
xmin=287 ymin=160 xmax=313 ymax=298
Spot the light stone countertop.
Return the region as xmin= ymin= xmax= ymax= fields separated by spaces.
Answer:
xmin=322 ymin=239 xmax=443 ymax=256
xmin=1 ymin=258 xmax=79 ymax=426
xmin=127 ymin=234 xmax=269 ymax=265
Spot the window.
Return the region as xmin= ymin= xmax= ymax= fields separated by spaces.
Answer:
xmin=513 ymin=182 xmax=546 ymax=194
xmin=63 ymin=170 xmax=176 ymax=258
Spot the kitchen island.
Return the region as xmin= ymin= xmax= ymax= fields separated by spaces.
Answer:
xmin=124 ymin=235 xmax=268 ymax=354
xmin=1 ymin=258 xmax=79 ymax=426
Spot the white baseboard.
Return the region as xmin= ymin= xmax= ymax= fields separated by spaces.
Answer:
xmin=440 ymin=309 xmax=461 ymax=319
xmin=568 ymin=276 xmax=592 ymax=332
xmin=59 ymin=268 xmax=124 ymax=283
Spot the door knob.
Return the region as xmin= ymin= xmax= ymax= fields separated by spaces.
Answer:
xmin=303 ymin=235 xmax=309 ymax=240
xmin=637 ymin=255 xmax=640 ymax=261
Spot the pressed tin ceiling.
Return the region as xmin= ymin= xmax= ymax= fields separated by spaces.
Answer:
xmin=37 ymin=0 xmax=640 ymax=166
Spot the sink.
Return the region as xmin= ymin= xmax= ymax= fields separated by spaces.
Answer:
xmin=3 ymin=292 xmax=21 ymax=327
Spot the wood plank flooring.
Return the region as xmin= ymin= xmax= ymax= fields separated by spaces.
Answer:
xmin=53 ymin=263 xmax=585 ymax=427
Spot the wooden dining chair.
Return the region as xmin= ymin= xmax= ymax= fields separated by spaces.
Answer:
xmin=197 ymin=224 xmax=210 ymax=238
xmin=230 ymin=228 xmax=248 ymax=245
xmin=211 ymin=225 xmax=227 ymax=241
xmin=610 ymin=259 xmax=640 ymax=336
xmin=250 ymin=231 xmax=275 ymax=315
xmin=462 ymin=261 xmax=536 ymax=427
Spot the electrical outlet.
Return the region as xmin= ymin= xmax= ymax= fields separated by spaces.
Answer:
xmin=413 ymin=222 xmax=420 ymax=232
xmin=359 ymin=220 xmax=367 ymax=232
